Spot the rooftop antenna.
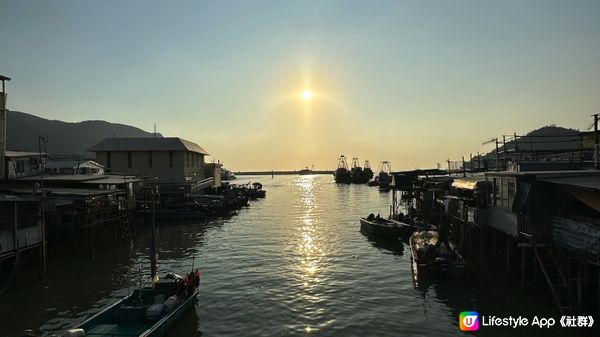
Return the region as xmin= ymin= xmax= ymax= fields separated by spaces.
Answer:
xmin=154 ymin=123 xmax=157 ymax=138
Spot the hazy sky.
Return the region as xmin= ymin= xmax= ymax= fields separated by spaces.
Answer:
xmin=1 ymin=0 xmax=599 ymax=170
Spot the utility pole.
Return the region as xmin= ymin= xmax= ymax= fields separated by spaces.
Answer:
xmin=502 ymin=135 xmax=507 ymax=169
xmin=595 ymin=113 xmax=599 ymax=169
xmin=495 ymin=139 xmax=500 ymax=170
xmin=514 ymin=133 xmax=519 ymax=163
xmin=38 ymin=135 xmax=47 ymax=281
xmin=0 ymin=75 xmax=10 ymax=181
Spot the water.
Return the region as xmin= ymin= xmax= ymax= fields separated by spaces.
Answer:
xmin=0 ymin=175 xmax=577 ymax=336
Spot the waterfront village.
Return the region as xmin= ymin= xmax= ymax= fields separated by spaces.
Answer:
xmin=1 ymin=72 xmax=600 ymax=335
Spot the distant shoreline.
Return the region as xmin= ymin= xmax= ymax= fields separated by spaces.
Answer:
xmin=235 ymin=170 xmax=333 ymax=176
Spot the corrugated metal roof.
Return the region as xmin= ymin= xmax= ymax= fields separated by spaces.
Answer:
xmin=88 ymin=137 xmax=209 ymax=155
xmin=17 ymin=174 xmax=138 ymax=182
xmin=5 ymin=150 xmax=42 ymax=158
xmin=45 ymin=160 xmax=104 ymax=169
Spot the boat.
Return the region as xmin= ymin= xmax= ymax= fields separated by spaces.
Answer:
xmin=387 ymin=218 xmax=432 ymax=243
xmin=377 ymin=161 xmax=392 ymax=191
xmin=221 ymin=168 xmax=237 ymax=181
xmin=299 ymin=166 xmax=313 ymax=175
xmin=363 ymin=160 xmax=374 ymax=181
xmin=67 ymin=271 xmax=200 ymax=337
xmin=248 ymin=182 xmax=266 ymax=198
xmin=359 ymin=215 xmax=403 ymax=241
xmin=409 ymin=230 xmax=466 ymax=281
xmin=333 ymin=155 xmax=352 ymax=184
xmin=60 ymin=193 xmax=201 ymax=337
xmin=349 ymin=158 xmax=369 ymax=184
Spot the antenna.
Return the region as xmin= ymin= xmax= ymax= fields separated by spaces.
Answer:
xmin=154 ymin=123 xmax=157 ymax=138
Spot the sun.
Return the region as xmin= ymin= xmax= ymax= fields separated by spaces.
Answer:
xmin=302 ymin=89 xmax=313 ymax=101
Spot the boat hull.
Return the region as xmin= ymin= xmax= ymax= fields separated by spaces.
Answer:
xmin=76 ymin=278 xmax=199 ymax=337
xmin=360 ymin=218 xmax=402 ymax=241
xmin=409 ymin=230 xmax=466 ymax=284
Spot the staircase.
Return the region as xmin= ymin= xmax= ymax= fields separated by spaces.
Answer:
xmin=532 ymin=245 xmax=577 ymax=314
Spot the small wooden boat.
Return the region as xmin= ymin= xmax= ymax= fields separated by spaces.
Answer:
xmin=62 ymin=271 xmax=200 ymax=337
xmin=360 ymin=216 xmax=403 ymax=240
xmin=410 ymin=230 xmax=466 ymax=282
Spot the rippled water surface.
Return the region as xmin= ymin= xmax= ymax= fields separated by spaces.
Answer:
xmin=1 ymin=175 xmax=573 ymax=337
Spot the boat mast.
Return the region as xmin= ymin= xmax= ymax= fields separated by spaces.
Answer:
xmin=150 ymin=187 xmax=158 ymax=285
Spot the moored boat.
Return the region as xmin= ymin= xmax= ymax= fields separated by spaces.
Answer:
xmin=409 ymin=230 xmax=466 ymax=283
xmin=299 ymin=166 xmax=313 ymax=175
xmin=387 ymin=219 xmax=432 ymax=242
xmin=377 ymin=161 xmax=392 ymax=190
xmin=359 ymin=215 xmax=403 ymax=240
xmin=333 ymin=155 xmax=352 ymax=184
xmin=67 ymin=271 xmax=200 ymax=337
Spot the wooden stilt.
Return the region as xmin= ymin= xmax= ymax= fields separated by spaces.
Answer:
xmin=480 ymin=227 xmax=485 ymax=269
xmin=492 ymin=230 xmax=496 ymax=268
xmin=521 ymin=246 xmax=526 ymax=291
xmin=506 ymin=235 xmax=511 ymax=273
xmin=532 ymin=248 xmax=537 ymax=284
xmin=14 ymin=202 xmax=21 ymax=283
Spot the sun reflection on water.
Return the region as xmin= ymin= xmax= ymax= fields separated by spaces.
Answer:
xmin=295 ymin=175 xmax=322 ymax=283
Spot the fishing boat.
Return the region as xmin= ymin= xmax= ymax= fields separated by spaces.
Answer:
xmin=64 ymin=272 xmax=200 ymax=337
xmin=409 ymin=230 xmax=466 ymax=281
xmin=377 ymin=161 xmax=392 ymax=191
xmin=363 ymin=160 xmax=374 ymax=182
xmin=333 ymin=155 xmax=352 ymax=184
xmin=359 ymin=215 xmax=403 ymax=241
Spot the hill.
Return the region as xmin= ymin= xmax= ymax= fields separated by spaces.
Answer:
xmin=6 ymin=110 xmax=161 ymax=156
xmin=491 ymin=124 xmax=582 ymax=155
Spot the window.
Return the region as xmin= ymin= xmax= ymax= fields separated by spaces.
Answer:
xmin=500 ymin=178 xmax=509 ymax=209
xmin=106 ymin=151 xmax=111 ymax=168
xmin=127 ymin=151 xmax=132 ymax=168
xmin=148 ymin=151 xmax=153 ymax=168
xmin=169 ymin=151 xmax=174 ymax=168
xmin=489 ymin=178 xmax=499 ymax=206
xmin=16 ymin=161 xmax=25 ymax=173
xmin=507 ymin=179 xmax=516 ymax=209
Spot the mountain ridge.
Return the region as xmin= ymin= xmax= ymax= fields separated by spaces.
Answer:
xmin=6 ymin=110 xmax=162 ymax=155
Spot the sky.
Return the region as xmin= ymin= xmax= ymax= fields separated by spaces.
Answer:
xmin=1 ymin=0 xmax=600 ymax=171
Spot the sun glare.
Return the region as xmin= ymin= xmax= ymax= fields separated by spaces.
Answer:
xmin=302 ymin=89 xmax=313 ymax=101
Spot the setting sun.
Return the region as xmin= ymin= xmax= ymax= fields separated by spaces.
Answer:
xmin=302 ymin=89 xmax=313 ymax=101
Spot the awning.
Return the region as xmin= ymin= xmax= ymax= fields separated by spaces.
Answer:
xmin=538 ymin=176 xmax=600 ymax=212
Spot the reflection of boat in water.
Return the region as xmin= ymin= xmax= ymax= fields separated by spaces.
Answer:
xmin=333 ymin=155 xmax=352 ymax=184
xmin=410 ymin=230 xmax=466 ymax=286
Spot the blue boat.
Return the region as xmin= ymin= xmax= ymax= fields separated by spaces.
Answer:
xmin=62 ymin=272 xmax=200 ymax=337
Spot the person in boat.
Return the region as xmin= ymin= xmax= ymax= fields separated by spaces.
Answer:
xmin=376 ymin=213 xmax=381 ymax=219
xmin=367 ymin=213 xmax=375 ymax=220
xmin=432 ymin=221 xmax=453 ymax=252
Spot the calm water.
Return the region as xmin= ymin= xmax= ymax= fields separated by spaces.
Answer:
xmin=0 ymin=175 xmax=576 ymax=337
